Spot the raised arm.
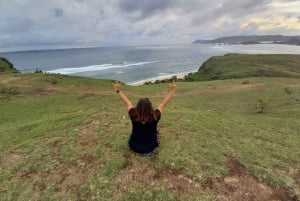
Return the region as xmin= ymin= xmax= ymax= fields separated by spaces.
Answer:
xmin=114 ymin=81 xmax=133 ymax=110
xmin=157 ymin=82 xmax=177 ymax=113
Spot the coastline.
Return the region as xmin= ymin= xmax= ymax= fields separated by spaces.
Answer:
xmin=128 ymin=72 xmax=192 ymax=86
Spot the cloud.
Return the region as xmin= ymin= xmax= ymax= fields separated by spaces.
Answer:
xmin=118 ymin=0 xmax=172 ymax=20
xmin=0 ymin=0 xmax=300 ymax=51
xmin=190 ymin=0 xmax=270 ymax=26
xmin=53 ymin=8 xmax=64 ymax=18
xmin=242 ymin=15 xmax=300 ymax=31
xmin=238 ymin=0 xmax=300 ymax=34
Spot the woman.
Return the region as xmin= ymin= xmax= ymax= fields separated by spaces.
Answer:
xmin=114 ymin=81 xmax=176 ymax=155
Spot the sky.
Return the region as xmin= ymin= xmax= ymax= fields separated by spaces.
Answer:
xmin=1 ymin=0 xmax=300 ymax=51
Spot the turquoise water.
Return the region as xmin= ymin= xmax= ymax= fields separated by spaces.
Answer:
xmin=1 ymin=44 xmax=300 ymax=84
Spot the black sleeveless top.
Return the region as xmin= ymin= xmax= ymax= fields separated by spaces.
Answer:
xmin=128 ymin=108 xmax=161 ymax=154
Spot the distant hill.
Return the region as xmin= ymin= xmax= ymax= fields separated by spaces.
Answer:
xmin=0 ymin=57 xmax=19 ymax=73
xmin=193 ymin=35 xmax=300 ymax=45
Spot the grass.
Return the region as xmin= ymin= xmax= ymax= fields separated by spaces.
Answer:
xmin=185 ymin=54 xmax=300 ymax=81
xmin=0 ymin=55 xmax=300 ymax=200
xmin=0 ymin=57 xmax=19 ymax=73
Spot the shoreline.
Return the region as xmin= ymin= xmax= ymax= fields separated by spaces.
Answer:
xmin=15 ymin=71 xmax=192 ymax=86
xmin=128 ymin=72 xmax=193 ymax=86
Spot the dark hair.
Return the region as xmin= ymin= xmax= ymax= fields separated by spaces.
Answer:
xmin=135 ymin=98 xmax=156 ymax=122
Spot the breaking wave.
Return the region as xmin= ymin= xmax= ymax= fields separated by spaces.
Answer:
xmin=47 ymin=61 xmax=158 ymax=74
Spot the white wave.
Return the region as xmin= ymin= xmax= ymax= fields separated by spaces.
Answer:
xmin=47 ymin=64 xmax=113 ymax=74
xmin=47 ymin=61 xmax=158 ymax=74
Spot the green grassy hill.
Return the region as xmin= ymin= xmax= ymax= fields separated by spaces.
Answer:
xmin=0 ymin=57 xmax=19 ymax=73
xmin=0 ymin=55 xmax=299 ymax=201
xmin=185 ymin=54 xmax=300 ymax=81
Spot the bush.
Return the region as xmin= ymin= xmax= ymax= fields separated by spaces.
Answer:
xmin=284 ymin=87 xmax=298 ymax=103
xmin=255 ymin=99 xmax=265 ymax=113
xmin=51 ymin=79 xmax=58 ymax=84
xmin=34 ymin=69 xmax=43 ymax=73
xmin=43 ymin=77 xmax=59 ymax=84
xmin=242 ymin=80 xmax=250 ymax=84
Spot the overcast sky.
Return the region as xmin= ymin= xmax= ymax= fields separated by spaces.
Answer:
xmin=1 ymin=0 xmax=300 ymax=51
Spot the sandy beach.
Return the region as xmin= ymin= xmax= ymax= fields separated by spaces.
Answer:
xmin=129 ymin=72 xmax=190 ymax=86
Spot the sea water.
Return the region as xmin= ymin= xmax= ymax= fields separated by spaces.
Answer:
xmin=1 ymin=44 xmax=300 ymax=85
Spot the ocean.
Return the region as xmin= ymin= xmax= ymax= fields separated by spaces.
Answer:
xmin=1 ymin=44 xmax=300 ymax=85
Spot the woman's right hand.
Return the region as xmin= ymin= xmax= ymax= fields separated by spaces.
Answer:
xmin=114 ymin=81 xmax=121 ymax=91
xmin=169 ymin=81 xmax=177 ymax=90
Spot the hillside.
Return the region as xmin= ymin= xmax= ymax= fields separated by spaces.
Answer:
xmin=0 ymin=57 xmax=19 ymax=73
xmin=0 ymin=55 xmax=300 ymax=201
xmin=185 ymin=54 xmax=300 ymax=81
xmin=193 ymin=35 xmax=300 ymax=45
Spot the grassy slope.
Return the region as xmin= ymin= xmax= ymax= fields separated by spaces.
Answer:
xmin=185 ymin=54 xmax=300 ymax=81
xmin=0 ymin=55 xmax=300 ymax=200
xmin=0 ymin=57 xmax=19 ymax=73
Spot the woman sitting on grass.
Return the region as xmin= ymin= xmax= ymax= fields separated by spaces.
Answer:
xmin=114 ymin=81 xmax=176 ymax=155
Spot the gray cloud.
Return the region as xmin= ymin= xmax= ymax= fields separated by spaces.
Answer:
xmin=53 ymin=8 xmax=64 ymax=18
xmin=191 ymin=0 xmax=270 ymax=26
xmin=118 ymin=0 xmax=172 ymax=20
xmin=74 ymin=0 xmax=85 ymax=3
xmin=0 ymin=0 xmax=299 ymax=51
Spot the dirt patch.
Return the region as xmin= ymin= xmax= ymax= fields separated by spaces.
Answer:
xmin=77 ymin=127 xmax=98 ymax=147
xmin=292 ymin=171 xmax=300 ymax=193
xmin=41 ymin=154 xmax=101 ymax=192
xmin=115 ymin=154 xmax=201 ymax=197
xmin=291 ymin=171 xmax=300 ymax=194
xmin=203 ymin=157 xmax=292 ymax=201
xmin=285 ymin=160 xmax=300 ymax=193
xmin=76 ymin=117 xmax=101 ymax=147
xmin=77 ymin=93 xmax=96 ymax=100
xmin=0 ymin=152 xmax=24 ymax=169
xmin=0 ymin=76 xmax=21 ymax=84
xmin=27 ymin=88 xmax=58 ymax=96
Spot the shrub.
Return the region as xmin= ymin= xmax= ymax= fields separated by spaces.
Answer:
xmin=34 ymin=69 xmax=43 ymax=73
xmin=284 ymin=87 xmax=292 ymax=96
xmin=43 ymin=77 xmax=59 ymax=84
xmin=284 ymin=87 xmax=298 ymax=103
xmin=255 ymin=99 xmax=265 ymax=113
xmin=242 ymin=80 xmax=250 ymax=84
xmin=51 ymin=79 xmax=58 ymax=84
